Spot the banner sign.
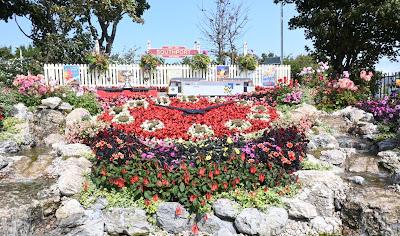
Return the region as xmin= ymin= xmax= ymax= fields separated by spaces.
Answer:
xmin=217 ymin=65 xmax=229 ymax=80
xmin=262 ymin=67 xmax=277 ymax=87
xmin=148 ymin=46 xmax=199 ymax=58
xmin=63 ymin=65 xmax=80 ymax=85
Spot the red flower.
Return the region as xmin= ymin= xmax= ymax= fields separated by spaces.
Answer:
xmin=111 ymin=178 xmax=125 ymax=188
xmin=241 ymin=153 xmax=246 ymax=161
xmin=143 ymin=178 xmax=149 ymax=186
xmin=286 ymin=142 xmax=293 ymax=148
xmin=211 ymin=183 xmax=218 ymax=191
xmin=157 ymin=172 xmax=162 ymax=178
xmin=288 ymin=151 xmax=296 ymax=161
xmin=192 ymin=224 xmax=199 ymax=235
xmin=206 ymin=192 xmax=212 ymax=200
xmin=161 ymin=179 xmax=169 ymax=186
xmin=259 ymin=174 xmax=265 ymax=183
xmin=198 ymin=168 xmax=206 ymax=177
xmin=223 ymin=182 xmax=228 ymax=189
xmin=144 ymin=199 xmax=151 ymax=206
xmin=130 ymin=175 xmax=139 ymax=184
xmin=183 ymin=171 xmax=190 ymax=184
xmin=121 ymin=169 xmax=127 ymax=175
xmin=214 ymin=168 xmax=221 ymax=176
xmin=249 ymin=165 xmax=257 ymax=174
xmin=208 ymin=171 xmax=214 ymax=179
xmin=180 ymin=163 xmax=187 ymax=170
xmin=100 ymin=168 xmax=107 ymax=176
xmin=200 ymin=200 xmax=206 ymax=206
xmin=152 ymin=194 xmax=159 ymax=202
xmin=175 ymin=206 xmax=183 ymax=216
xmin=189 ymin=194 xmax=197 ymax=202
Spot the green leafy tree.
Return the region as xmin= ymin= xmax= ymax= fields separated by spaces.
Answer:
xmin=275 ymin=0 xmax=400 ymax=75
xmin=283 ymin=55 xmax=316 ymax=82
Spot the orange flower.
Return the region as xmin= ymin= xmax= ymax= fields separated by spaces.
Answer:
xmin=152 ymin=194 xmax=159 ymax=202
xmin=259 ymin=174 xmax=265 ymax=183
xmin=286 ymin=142 xmax=293 ymax=148
xmin=249 ymin=165 xmax=257 ymax=174
xmin=211 ymin=183 xmax=218 ymax=191
xmin=198 ymin=168 xmax=206 ymax=177
xmin=175 ymin=206 xmax=183 ymax=216
xmin=130 ymin=175 xmax=139 ymax=184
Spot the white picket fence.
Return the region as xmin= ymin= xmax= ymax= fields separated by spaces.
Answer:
xmin=43 ymin=64 xmax=291 ymax=87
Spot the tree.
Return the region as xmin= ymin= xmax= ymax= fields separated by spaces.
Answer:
xmin=283 ymin=54 xmax=316 ymax=82
xmin=200 ymin=0 xmax=248 ymax=64
xmin=274 ymin=0 xmax=400 ymax=75
xmin=78 ymin=0 xmax=150 ymax=54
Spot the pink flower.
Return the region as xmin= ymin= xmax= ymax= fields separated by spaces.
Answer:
xmin=343 ymin=71 xmax=350 ymax=79
xmin=360 ymin=70 xmax=373 ymax=82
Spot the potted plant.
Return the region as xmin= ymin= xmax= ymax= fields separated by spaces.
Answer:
xmin=86 ymin=53 xmax=110 ymax=73
xmin=238 ymin=54 xmax=258 ymax=77
xmin=187 ymin=53 xmax=211 ymax=71
xmin=140 ymin=54 xmax=162 ymax=81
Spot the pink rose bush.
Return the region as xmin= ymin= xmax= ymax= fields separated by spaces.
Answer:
xmin=333 ymin=72 xmax=358 ymax=91
xmin=13 ymin=74 xmax=49 ymax=96
xmin=360 ymin=70 xmax=374 ymax=82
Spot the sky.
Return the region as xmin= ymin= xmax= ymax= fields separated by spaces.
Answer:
xmin=0 ymin=0 xmax=398 ymax=73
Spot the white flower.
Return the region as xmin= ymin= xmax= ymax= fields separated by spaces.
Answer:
xmin=209 ymin=97 xmax=226 ymax=103
xmin=124 ymin=99 xmax=149 ymax=109
xmin=112 ymin=111 xmax=134 ymax=124
xmin=178 ymin=95 xmax=199 ymax=103
xmin=247 ymin=112 xmax=270 ymax=121
xmin=225 ymin=119 xmax=252 ymax=131
xmin=109 ymin=106 xmax=128 ymax=115
xmin=152 ymin=96 xmax=171 ymax=106
xmin=141 ymin=119 xmax=164 ymax=132
xmin=237 ymin=100 xmax=254 ymax=107
xmin=251 ymin=105 xmax=269 ymax=113
xmin=187 ymin=124 xmax=214 ymax=139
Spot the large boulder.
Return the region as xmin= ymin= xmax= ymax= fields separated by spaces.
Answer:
xmin=308 ymin=133 xmax=339 ymax=150
xmin=284 ymin=199 xmax=318 ymax=220
xmin=66 ymin=108 xmax=91 ymax=127
xmin=310 ymin=216 xmax=342 ymax=235
xmin=320 ymin=149 xmax=347 ymax=166
xmin=291 ymin=104 xmax=320 ymax=121
xmin=104 ymin=208 xmax=152 ymax=235
xmin=213 ymin=198 xmax=241 ymax=220
xmin=58 ymin=102 xmax=73 ymax=112
xmin=41 ymin=97 xmax=62 ymax=109
xmin=197 ymin=213 xmax=236 ymax=234
xmin=0 ymin=140 xmax=20 ymax=154
xmin=377 ymin=150 xmax=400 ymax=184
xmin=54 ymin=143 xmax=91 ymax=157
xmin=234 ymin=207 xmax=288 ymax=236
xmin=377 ymin=139 xmax=400 ymax=152
xmin=57 ymin=157 xmax=92 ymax=196
xmin=10 ymin=103 xmax=33 ymax=121
xmin=44 ymin=133 xmax=66 ymax=147
xmin=156 ymin=202 xmax=192 ymax=234
xmin=55 ymin=199 xmax=85 ymax=228
xmin=333 ymin=106 xmax=374 ymax=123
xmin=32 ymin=109 xmax=65 ymax=143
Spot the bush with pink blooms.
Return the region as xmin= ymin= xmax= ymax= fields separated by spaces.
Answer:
xmin=12 ymin=74 xmax=50 ymax=106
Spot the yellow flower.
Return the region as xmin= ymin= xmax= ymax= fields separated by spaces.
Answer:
xmin=223 ymin=147 xmax=228 ymax=152
xmin=227 ymin=137 xmax=233 ymax=144
xmin=234 ymin=148 xmax=240 ymax=155
xmin=205 ymin=155 xmax=212 ymax=160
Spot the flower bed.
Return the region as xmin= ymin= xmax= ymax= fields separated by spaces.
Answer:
xmin=98 ymin=97 xmax=279 ymax=140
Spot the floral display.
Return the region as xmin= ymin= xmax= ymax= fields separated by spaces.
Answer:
xmin=13 ymin=74 xmax=49 ymax=96
xmin=65 ymin=117 xmax=109 ymax=144
xmin=360 ymin=70 xmax=374 ymax=82
xmin=141 ymin=119 xmax=165 ymax=132
xmin=98 ymin=97 xmax=279 ymax=140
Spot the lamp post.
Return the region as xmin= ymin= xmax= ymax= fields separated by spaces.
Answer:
xmin=280 ymin=2 xmax=284 ymax=65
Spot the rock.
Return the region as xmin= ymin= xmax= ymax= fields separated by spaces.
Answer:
xmin=278 ymin=219 xmax=316 ymax=236
xmin=308 ymin=133 xmax=339 ymax=150
xmin=377 ymin=139 xmax=400 ymax=152
xmin=58 ymin=157 xmax=92 ymax=196
xmin=198 ymin=213 xmax=236 ymax=234
xmin=347 ymin=176 xmax=365 ymax=185
xmin=66 ymin=108 xmax=91 ymax=127
xmin=156 ymin=202 xmax=192 ymax=234
xmin=352 ymin=121 xmax=378 ymax=137
xmin=66 ymin=219 xmax=104 ymax=236
xmin=378 ymin=150 xmax=400 ymax=184
xmin=235 ymin=208 xmax=267 ymax=235
xmin=10 ymin=103 xmax=33 ymax=121
xmin=291 ymin=104 xmax=320 ymax=120
xmin=42 ymin=97 xmax=62 ymax=109
xmin=58 ymin=102 xmax=73 ymax=111
xmin=333 ymin=106 xmax=374 ymax=123
xmin=311 ymin=216 xmax=342 ymax=235
xmin=44 ymin=133 xmax=66 ymax=147
xmin=264 ymin=207 xmax=289 ymax=235
xmin=0 ymin=140 xmax=20 ymax=154
xmin=295 ymin=170 xmax=348 ymax=217
xmin=55 ymin=199 xmax=85 ymax=227
xmin=104 ymin=208 xmax=152 ymax=235
xmin=285 ymin=199 xmax=318 ymax=220
xmin=320 ymin=149 xmax=347 ymax=166
xmin=213 ymin=198 xmax=241 ymax=220
xmin=32 ymin=109 xmax=65 ymax=143
xmin=54 ymin=143 xmax=91 ymax=157
xmin=0 ymin=159 xmax=8 ymax=170
xmin=213 ymin=227 xmax=235 ymax=236
xmin=336 ymin=135 xmax=371 ymax=150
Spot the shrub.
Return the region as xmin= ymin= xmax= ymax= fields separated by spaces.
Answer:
xmin=0 ymin=58 xmax=43 ymax=87
xmin=186 ymin=54 xmax=211 ymax=70
xmin=0 ymin=84 xmax=20 ymax=116
xmin=51 ymin=86 xmax=101 ymax=115
xmin=246 ymin=83 xmax=303 ymax=106
xmin=87 ymin=125 xmax=307 ymax=212
xmin=238 ymin=54 xmax=258 ymax=71
xmin=65 ymin=117 xmax=109 ymax=144
xmin=140 ymin=54 xmax=162 ymax=72
xmin=12 ymin=74 xmax=49 ymax=107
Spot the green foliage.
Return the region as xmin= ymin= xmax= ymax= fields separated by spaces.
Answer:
xmin=184 ymin=54 xmax=211 ymax=70
xmin=0 ymin=85 xmax=20 ymax=116
xmin=283 ymin=55 xmax=316 ymax=83
xmin=238 ymin=54 xmax=258 ymax=71
xmin=140 ymin=54 xmax=162 ymax=71
xmin=86 ymin=53 xmax=110 ymax=72
xmin=0 ymin=58 xmax=43 ymax=86
xmin=301 ymin=160 xmax=332 ymax=171
xmin=315 ymin=89 xmax=368 ymax=112
xmin=110 ymin=48 xmax=138 ymax=64
xmin=275 ymin=0 xmax=400 ymax=74
xmin=0 ymin=117 xmax=23 ymax=142
xmin=373 ymin=123 xmax=398 ymax=142
xmin=51 ymin=87 xmax=101 ymax=115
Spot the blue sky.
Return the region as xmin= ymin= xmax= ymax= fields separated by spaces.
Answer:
xmin=0 ymin=0 xmax=398 ymax=72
